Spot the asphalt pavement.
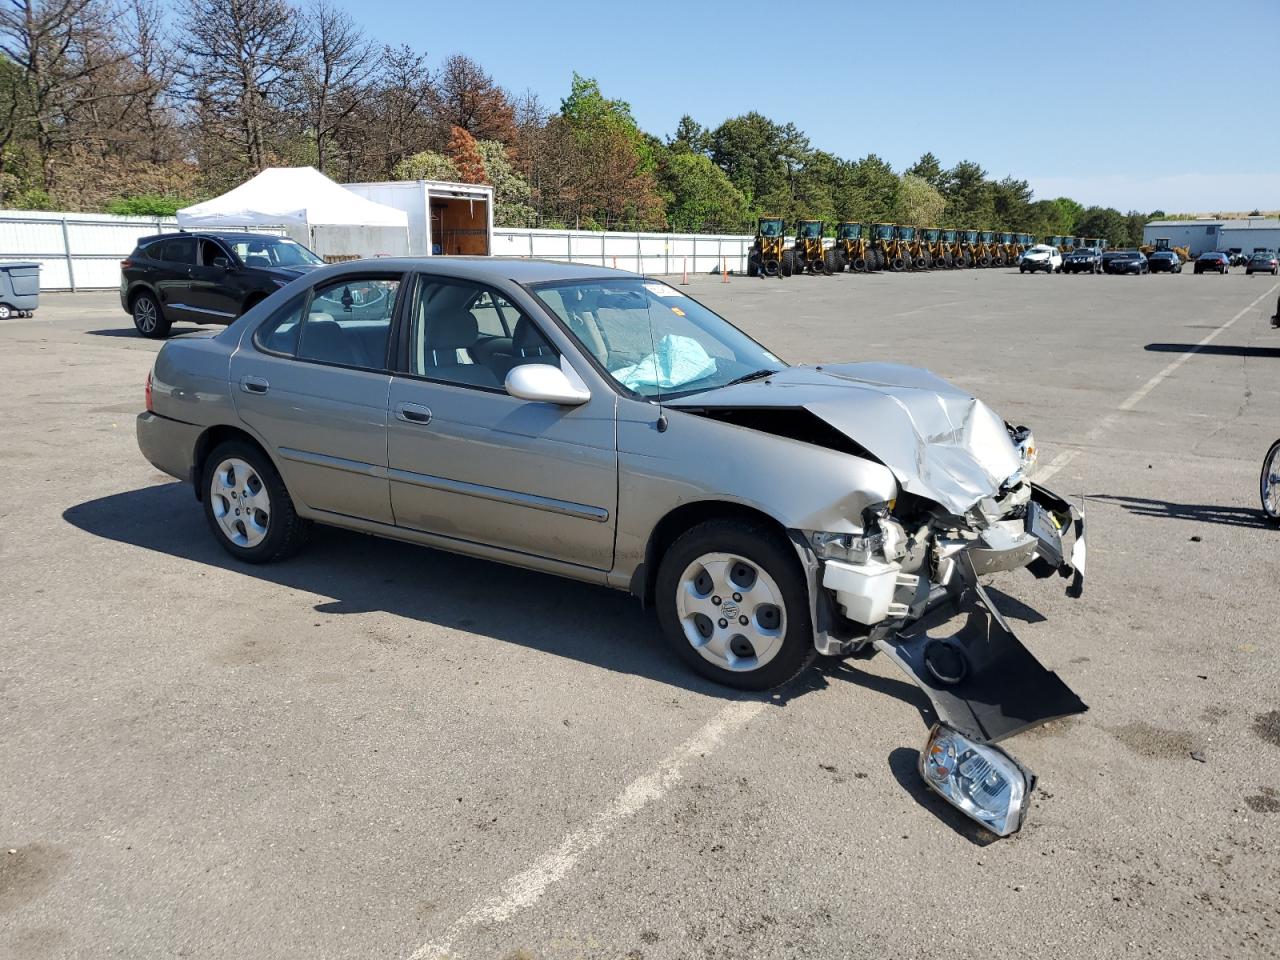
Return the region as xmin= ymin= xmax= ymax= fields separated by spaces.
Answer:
xmin=2 ymin=265 xmax=1279 ymax=959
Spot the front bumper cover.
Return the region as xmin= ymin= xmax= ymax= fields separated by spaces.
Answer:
xmin=875 ymin=483 xmax=1087 ymax=743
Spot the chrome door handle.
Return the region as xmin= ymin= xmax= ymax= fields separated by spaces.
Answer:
xmin=395 ymin=402 xmax=432 ymax=425
xmin=239 ymin=376 xmax=270 ymax=395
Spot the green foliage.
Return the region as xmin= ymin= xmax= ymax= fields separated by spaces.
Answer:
xmin=905 ymin=152 xmax=943 ymax=189
xmin=842 ymin=154 xmax=899 ymax=223
xmin=105 ymin=195 xmax=188 ymax=217
xmin=1051 ymin=197 xmax=1084 ymax=233
xmin=668 ymin=116 xmax=710 ymax=155
xmin=708 ymin=113 xmax=809 ymax=210
xmin=392 ymin=150 xmax=460 ymax=181
xmin=1072 ymin=206 xmax=1130 ymax=246
xmin=475 ymin=140 xmax=535 ymax=227
xmin=896 ymin=174 xmax=946 ymax=226
xmin=657 ymin=149 xmax=751 ymax=233
xmin=940 ymin=160 xmax=993 ymax=229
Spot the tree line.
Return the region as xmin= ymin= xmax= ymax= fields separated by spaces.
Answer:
xmin=2 ymin=0 xmax=1155 ymax=244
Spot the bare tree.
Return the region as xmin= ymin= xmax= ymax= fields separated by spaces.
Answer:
xmin=363 ymin=43 xmax=434 ymax=178
xmin=433 ymin=53 xmax=514 ymax=145
xmin=301 ymin=0 xmax=374 ymax=175
xmin=175 ymin=0 xmax=304 ymax=175
xmin=0 ymin=0 xmax=132 ymax=188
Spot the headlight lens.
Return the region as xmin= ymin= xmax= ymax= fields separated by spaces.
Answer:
xmin=811 ymin=530 xmax=882 ymax=564
xmin=919 ymin=724 xmax=1033 ymax=836
xmin=1010 ymin=426 xmax=1037 ymax=469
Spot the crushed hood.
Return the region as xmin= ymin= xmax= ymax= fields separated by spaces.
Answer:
xmin=667 ymin=362 xmax=1021 ymax=515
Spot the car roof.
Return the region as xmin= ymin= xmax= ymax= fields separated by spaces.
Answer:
xmin=298 ymin=257 xmax=636 ymax=285
xmin=137 ymin=231 xmax=296 ymax=244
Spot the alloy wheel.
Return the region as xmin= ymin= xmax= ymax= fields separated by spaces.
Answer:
xmin=675 ymin=552 xmax=786 ymax=672
xmin=134 ymin=297 xmax=158 ymax=334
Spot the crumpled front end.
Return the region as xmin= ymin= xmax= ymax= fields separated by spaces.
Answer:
xmin=797 ymin=444 xmax=1087 ymax=836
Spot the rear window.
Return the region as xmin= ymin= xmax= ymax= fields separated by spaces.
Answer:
xmin=160 ymin=237 xmax=196 ymax=265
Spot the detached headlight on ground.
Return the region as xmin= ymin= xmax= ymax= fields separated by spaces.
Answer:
xmin=919 ymin=724 xmax=1034 ymax=836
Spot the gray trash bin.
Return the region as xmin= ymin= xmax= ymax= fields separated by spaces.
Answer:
xmin=0 ymin=262 xmax=40 ymax=318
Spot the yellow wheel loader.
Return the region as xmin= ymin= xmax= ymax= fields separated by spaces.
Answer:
xmin=746 ymin=217 xmax=789 ymax=278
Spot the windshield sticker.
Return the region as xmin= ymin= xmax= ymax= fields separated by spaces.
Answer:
xmin=644 ymin=282 xmax=684 ymax=298
xmin=670 ymin=306 xmax=686 ymax=317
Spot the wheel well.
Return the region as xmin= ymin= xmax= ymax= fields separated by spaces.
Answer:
xmin=127 ymin=284 xmax=157 ymax=310
xmin=636 ymin=500 xmax=790 ymax=605
xmin=190 ymin=425 xmax=272 ymax=501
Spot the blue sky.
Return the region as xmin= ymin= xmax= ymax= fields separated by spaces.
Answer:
xmin=335 ymin=0 xmax=1280 ymax=212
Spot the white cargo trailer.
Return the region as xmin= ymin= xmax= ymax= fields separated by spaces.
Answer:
xmin=343 ymin=179 xmax=494 ymax=257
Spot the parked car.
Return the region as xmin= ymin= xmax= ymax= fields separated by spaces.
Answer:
xmin=1018 ymin=244 xmax=1062 ymax=273
xmin=1146 ymin=250 xmax=1183 ymax=274
xmin=120 ymin=231 xmax=325 ymax=338
xmin=1101 ymin=250 xmax=1149 ymax=275
xmin=1245 ymin=251 xmax=1279 ymax=276
xmin=1193 ymin=251 xmax=1230 ymax=275
xmin=136 ymin=258 xmax=1088 ymax=836
xmin=1061 ymin=247 xmax=1102 ymax=274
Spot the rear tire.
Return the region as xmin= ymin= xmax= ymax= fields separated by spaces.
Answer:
xmin=655 ymin=519 xmax=816 ymax=690
xmin=201 ymin=440 xmax=311 ymax=563
xmin=781 ymin=250 xmax=796 ymax=277
xmin=747 ymin=254 xmax=760 ymax=278
xmin=131 ymin=291 xmax=171 ymax=339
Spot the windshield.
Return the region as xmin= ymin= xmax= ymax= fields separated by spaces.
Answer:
xmin=229 ymin=236 xmax=323 ymax=267
xmin=798 ymin=222 xmax=822 ymax=239
xmin=758 ymin=219 xmax=783 ymax=237
xmin=532 ymin=278 xmax=785 ymax=399
xmin=838 ymin=224 xmax=860 ymax=239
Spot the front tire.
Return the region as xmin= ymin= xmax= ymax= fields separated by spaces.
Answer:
xmin=655 ymin=519 xmax=815 ymax=690
xmin=131 ymin=291 xmax=171 ymax=339
xmin=202 ymin=440 xmax=310 ymax=563
xmin=1261 ymin=439 xmax=1280 ymax=525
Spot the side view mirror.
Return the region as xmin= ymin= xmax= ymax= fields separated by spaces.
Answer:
xmin=212 ymin=257 xmax=230 ymax=269
xmin=504 ymin=363 xmax=590 ymax=406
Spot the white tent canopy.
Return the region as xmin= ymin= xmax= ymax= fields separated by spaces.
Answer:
xmin=176 ymin=167 xmax=409 ymax=231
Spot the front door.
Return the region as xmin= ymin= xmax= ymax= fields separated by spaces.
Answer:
xmin=386 ymin=274 xmax=617 ymax=572
xmin=229 ymin=271 xmax=406 ymax=525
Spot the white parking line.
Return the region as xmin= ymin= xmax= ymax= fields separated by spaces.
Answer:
xmin=406 ymin=697 xmax=768 ymax=960
xmin=1036 ymin=279 xmax=1280 ymax=484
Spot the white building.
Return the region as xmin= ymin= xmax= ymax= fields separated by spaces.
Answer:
xmin=1143 ymin=217 xmax=1280 ymax=257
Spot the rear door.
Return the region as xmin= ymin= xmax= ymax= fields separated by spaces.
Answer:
xmin=186 ymin=237 xmax=242 ymax=322
xmin=385 ymin=273 xmax=617 ymax=572
xmin=152 ymin=236 xmax=199 ymax=321
xmin=229 ymin=270 xmax=405 ymax=525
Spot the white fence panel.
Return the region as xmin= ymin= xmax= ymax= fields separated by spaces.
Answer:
xmin=0 ymin=212 xmax=757 ymax=290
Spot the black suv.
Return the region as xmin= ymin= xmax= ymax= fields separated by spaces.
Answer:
xmin=1061 ymin=247 xmax=1102 ymax=274
xmin=120 ymin=231 xmax=324 ymax=338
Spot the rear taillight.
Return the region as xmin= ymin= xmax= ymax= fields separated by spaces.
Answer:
xmin=145 ymin=369 xmax=153 ymax=412
xmin=120 ymin=258 xmax=133 ymax=270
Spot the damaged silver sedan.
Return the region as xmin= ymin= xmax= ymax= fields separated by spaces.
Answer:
xmin=137 ymin=259 xmax=1086 ymax=836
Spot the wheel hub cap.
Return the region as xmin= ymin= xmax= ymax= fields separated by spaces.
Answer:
xmin=210 ymin=458 xmax=270 ymax=547
xmin=676 ymin=552 xmax=786 ymax=672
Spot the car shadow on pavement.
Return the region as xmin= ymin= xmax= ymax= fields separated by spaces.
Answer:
xmin=65 ymin=482 xmax=935 ymax=710
xmin=1144 ymin=342 xmax=1280 ymax=360
xmin=1089 ymin=493 xmax=1273 ymax=529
